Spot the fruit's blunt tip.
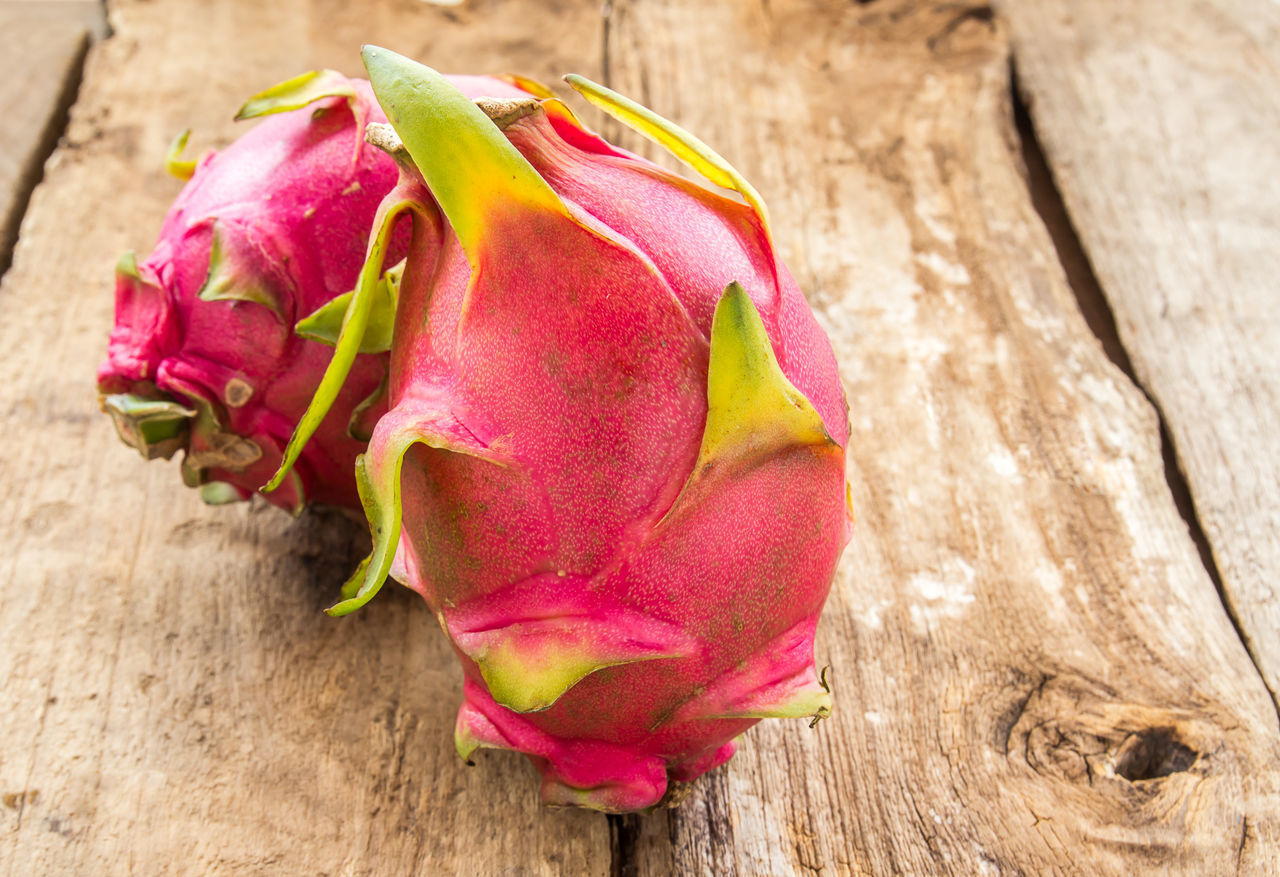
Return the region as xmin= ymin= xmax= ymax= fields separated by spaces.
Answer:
xmin=100 ymin=393 xmax=196 ymax=460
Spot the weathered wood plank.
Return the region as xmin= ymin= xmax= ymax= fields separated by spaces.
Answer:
xmin=0 ymin=3 xmax=91 ymax=274
xmin=4 ymin=0 xmax=1280 ymax=873
xmin=0 ymin=0 xmax=108 ymax=36
xmin=0 ymin=1 xmax=612 ymax=873
xmin=598 ymin=0 xmax=1280 ymax=872
xmin=999 ymin=0 xmax=1280 ymax=709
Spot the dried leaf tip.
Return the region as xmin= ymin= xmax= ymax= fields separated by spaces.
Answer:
xmin=235 ymin=69 xmax=357 ymax=121
xmin=563 ymin=73 xmax=774 ymax=241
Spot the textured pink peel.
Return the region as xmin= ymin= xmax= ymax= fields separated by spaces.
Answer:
xmin=260 ymin=188 xmax=425 ymax=499
xmin=501 ymin=109 xmax=848 ymax=445
xmin=300 ymin=50 xmax=850 ymax=812
xmin=667 ymin=740 xmax=739 ymax=784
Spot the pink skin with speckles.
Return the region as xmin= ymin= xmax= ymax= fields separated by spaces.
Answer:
xmin=277 ymin=50 xmax=851 ymax=812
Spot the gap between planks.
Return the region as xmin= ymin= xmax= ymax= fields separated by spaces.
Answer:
xmin=1010 ymin=60 xmax=1280 ymax=732
xmin=0 ymin=15 xmax=90 ymax=280
xmin=0 ymin=0 xmax=108 ymax=279
xmin=604 ymin=55 xmax=1274 ymax=877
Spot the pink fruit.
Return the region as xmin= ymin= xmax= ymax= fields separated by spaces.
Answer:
xmin=270 ymin=48 xmax=851 ymax=811
xmin=97 ymin=69 xmax=533 ymax=513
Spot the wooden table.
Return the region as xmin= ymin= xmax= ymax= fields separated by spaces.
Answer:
xmin=3 ymin=0 xmax=1278 ymax=872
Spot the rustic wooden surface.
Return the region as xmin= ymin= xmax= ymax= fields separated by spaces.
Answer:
xmin=2 ymin=0 xmax=1278 ymax=874
xmin=999 ymin=0 xmax=1280 ymax=712
xmin=0 ymin=1 xmax=92 ymax=274
xmin=0 ymin=1 xmax=614 ymax=873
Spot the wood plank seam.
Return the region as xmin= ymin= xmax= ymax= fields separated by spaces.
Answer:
xmin=1011 ymin=65 xmax=1246 ymax=676
xmin=998 ymin=0 xmax=1280 ymax=724
xmin=0 ymin=22 xmax=91 ymax=281
xmin=1009 ymin=51 xmax=1280 ymax=731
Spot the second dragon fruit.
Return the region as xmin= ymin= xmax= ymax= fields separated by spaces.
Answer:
xmin=97 ymin=70 xmax=534 ymax=512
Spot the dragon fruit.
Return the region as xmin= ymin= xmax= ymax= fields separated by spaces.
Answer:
xmin=97 ymin=69 xmax=534 ymax=513
xmin=269 ymin=48 xmax=851 ymax=811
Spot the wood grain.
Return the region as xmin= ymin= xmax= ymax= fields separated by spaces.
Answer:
xmin=0 ymin=2 xmax=91 ymax=274
xmin=2 ymin=0 xmax=1278 ymax=873
xmin=999 ymin=0 xmax=1280 ymax=710
xmin=599 ymin=0 xmax=1280 ymax=872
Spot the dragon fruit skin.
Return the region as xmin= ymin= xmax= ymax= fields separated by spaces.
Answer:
xmin=271 ymin=49 xmax=851 ymax=811
xmin=97 ymin=71 xmax=533 ymax=513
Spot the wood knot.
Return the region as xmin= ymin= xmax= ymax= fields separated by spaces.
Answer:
xmin=1000 ymin=674 xmax=1214 ymax=792
xmin=1112 ymin=727 xmax=1198 ymax=782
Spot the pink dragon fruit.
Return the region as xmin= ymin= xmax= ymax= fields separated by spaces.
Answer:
xmin=269 ymin=48 xmax=851 ymax=811
xmin=97 ymin=69 xmax=533 ymax=513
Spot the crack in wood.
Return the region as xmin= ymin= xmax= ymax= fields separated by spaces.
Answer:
xmin=1237 ymin=815 xmax=1249 ymax=874
xmin=996 ymin=671 xmax=1052 ymax=756
xmin=608 ymin=813 xmax=641 ymax=877
xmin=0 ymin=19 xmax=92 ymax=282
xmin=926 ymin=3 xmax=995 ymax=52
xmin=1008 ymin=63 xmax=1280 ymax=731
xmin=670 ymin=768 xmax=739 ymax=876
